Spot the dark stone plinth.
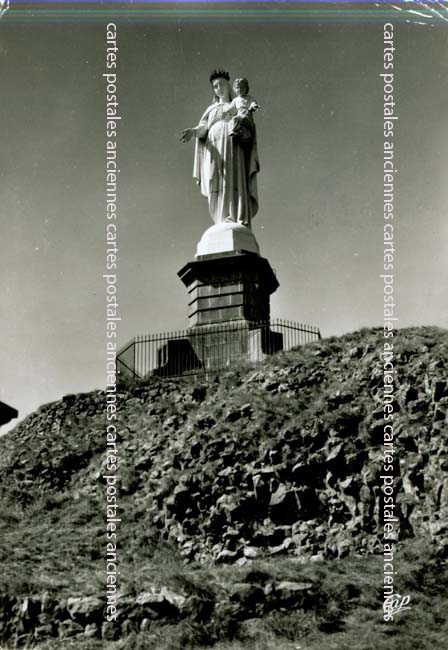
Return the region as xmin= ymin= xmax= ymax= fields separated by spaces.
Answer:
xmin=188 ymin=324 xmax=283 ymax=372
xmin=153 ymin=339 xmax=202 ymax=377
xmin=116 ymin=250 xmax=283 ymax=379
xmin=165 ymin=250 xmax=284 ymax=375
xmin=178 ymin=251 xmax=279 ymax=328
xmin=150 ymin=324 xmax=283 ymax=376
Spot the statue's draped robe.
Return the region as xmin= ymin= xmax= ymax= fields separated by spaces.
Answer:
xmin=193 ymin=102 xmax=259 ymax=226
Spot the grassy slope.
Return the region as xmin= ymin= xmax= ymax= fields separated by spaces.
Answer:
xmin=0 ymin=326 xmax=447 ymax=648
xmin=21 ymin=543 xmax=448 ymax=650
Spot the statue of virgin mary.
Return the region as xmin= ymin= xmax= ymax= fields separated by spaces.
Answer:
xmin=181 ymin=69 xmax=260 ymax=229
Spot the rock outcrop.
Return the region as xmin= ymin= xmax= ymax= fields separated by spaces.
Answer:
xmin=0 ymin=326 xmax=447 ymax=646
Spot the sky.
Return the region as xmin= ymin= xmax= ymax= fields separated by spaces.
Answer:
xmin=1 ymin=3 xmax=447 ymax=430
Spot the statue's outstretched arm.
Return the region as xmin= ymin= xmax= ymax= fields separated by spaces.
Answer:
xmin=180 ymin=107 xmax=211 ymax=142
xmin=180 ymin=128 xmax=197 ymax=143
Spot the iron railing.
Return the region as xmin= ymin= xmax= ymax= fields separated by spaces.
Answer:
xmin=117 ymin=319 xmax=321 ymax=380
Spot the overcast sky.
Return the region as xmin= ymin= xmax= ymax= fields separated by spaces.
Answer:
xmin=1 ymin=5 xmax=447 ymax=429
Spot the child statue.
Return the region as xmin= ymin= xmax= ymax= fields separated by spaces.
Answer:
xmin=228 ymin=77 xmax=260 ymax=144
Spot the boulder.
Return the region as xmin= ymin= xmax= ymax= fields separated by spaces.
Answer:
xmin=58 ymin=619 xmax=84 ymax=638
xmin=269 ymin=486 xmax=301 ymax=525
xmin=134 ymin=590 xmax=180 ymax=620
xmin=66 ymin=597 xmax=103 ymax=625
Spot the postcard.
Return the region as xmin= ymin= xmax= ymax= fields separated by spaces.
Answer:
xmin=1 ymin=2 xmax=447 ymax=649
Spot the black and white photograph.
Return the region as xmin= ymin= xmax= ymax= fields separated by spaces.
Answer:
xmin=1 ymin=1 xmax=447 ymax=648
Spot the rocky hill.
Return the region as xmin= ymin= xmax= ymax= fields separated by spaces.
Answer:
xmin=0 ymin=326 xmax=447 ymax=649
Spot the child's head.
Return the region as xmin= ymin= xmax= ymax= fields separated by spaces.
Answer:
xmin=233 ymin=77 xmax=249 ymax=96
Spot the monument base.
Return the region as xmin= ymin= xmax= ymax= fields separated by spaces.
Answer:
xmin=164 ymin=249 xmax=283 ymax=374
xmin=152 ymin=323 xmax=283 ymax=377
xmin=116 ymin=245 xmax=305 ymax=378
xmin=178 ymin=250 xmax=279 ymax=328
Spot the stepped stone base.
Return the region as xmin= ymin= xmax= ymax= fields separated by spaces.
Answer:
xmin=178 ymin=250 xmax=279 ymax=328
xmin=117 ymin=249 xmax=284 ymax=379
xmin=152 ymin=249 xmax=284 ymax=375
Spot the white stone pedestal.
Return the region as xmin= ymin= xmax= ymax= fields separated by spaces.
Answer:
xmin=196 ymin=222 xmax=260 ymax=257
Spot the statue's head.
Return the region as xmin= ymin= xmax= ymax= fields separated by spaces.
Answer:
xmin=209 ymin=69 xmax=232 ymax=103
xmin=233 ymin=78 xmax=249 ymax=97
